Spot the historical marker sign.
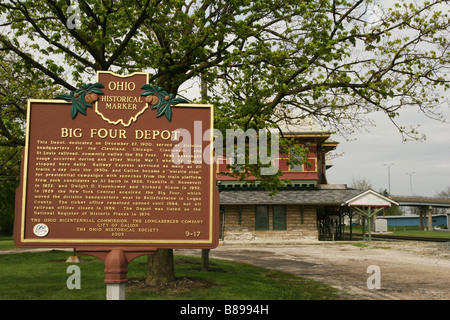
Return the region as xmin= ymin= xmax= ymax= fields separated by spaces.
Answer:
xmin=14 ymin=71 xmax=219 ymax=250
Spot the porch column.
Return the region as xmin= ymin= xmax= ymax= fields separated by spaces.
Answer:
xmin=419 ymin=207 xmax=426 ymax=231
xmin=427 ymin=206 xmax=433 ymax=231
xmin=353 ymin=206 xmax=385 ymax=241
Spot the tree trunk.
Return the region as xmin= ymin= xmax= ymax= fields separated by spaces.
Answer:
xmin=201 ymin=249 xmax=210 ymax=271
xmin=146 ymin=249 xmax=175 ymax=285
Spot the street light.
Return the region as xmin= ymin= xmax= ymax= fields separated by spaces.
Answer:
xmin=405 ymin=172 xmax=415 ymax=195
xmin=383 ymin=163 xmax=394 ymax=194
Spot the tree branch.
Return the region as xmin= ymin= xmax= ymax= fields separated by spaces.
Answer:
xmin=105 ymin=0 xmax=154 ymax=69
xmin=0 ymin=36 xmax=76 ymax=91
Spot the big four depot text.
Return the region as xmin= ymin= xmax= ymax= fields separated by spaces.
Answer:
xmin=61 ymin=127 xmax=180 ymax=140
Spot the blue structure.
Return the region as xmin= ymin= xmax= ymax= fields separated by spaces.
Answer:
xmin=384 ymin=214 xmax=449 ymax=228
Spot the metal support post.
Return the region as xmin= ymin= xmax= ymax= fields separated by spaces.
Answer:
xmin=104 ymin=249 xmax=128 ymax=300
xmin=106 ymin=283 xmax=126 ymax=300
xmin=75 ymin=247 xmax=157 ymax=301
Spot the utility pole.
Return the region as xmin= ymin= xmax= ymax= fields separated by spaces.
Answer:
xmin=405 ymin=172 xmax=415 ymax=195
xmin=383 ymin=163 xmax=394 ymax=194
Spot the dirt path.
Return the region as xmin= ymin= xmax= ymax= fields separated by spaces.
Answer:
xmin=176 ymin=240 xmax=450 ymax=300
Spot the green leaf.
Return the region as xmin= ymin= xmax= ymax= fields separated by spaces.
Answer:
xmin=140 ymin=84 xmax=165 ymax=96
xmin=156 ymin=102 xmax=168 ymax=118
xmin=71 ymin=99 xmax=86 ymax=119
xmin=170 ymin=97 xmax=188 ymax=105
xmin=152 ymin=98 xmax=164 ymax=110
xmin=53 ymin=82 xmax=104 ymax=119
xmin=91 ymin=82 xmax=104 ymax=89
xmin=166 ymin=105 xmax=172 ymax=122
xmin=88 ymin=88 xmax=104 ymax=95
xmin=140 ymin=90 xmax=155 ymax=96
xmin=140 ymin=84 xmax=153 ymax=90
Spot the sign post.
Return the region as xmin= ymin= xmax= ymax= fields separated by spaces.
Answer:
xmin=14 ymin=71 xmax=219 ymax=299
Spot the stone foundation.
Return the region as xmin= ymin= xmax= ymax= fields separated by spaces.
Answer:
xmin=223 ymin=230 xmax=319 ymax=242
xmin=221 ymin=204 xmax=319 ymax=242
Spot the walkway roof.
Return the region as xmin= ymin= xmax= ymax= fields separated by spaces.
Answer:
xmin=390 ymin=196 xmax=450 ymax=208
xmin=345 ymin=189 xmax=399 ymax=207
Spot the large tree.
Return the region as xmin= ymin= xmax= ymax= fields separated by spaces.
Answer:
xmin=0 ymin=50 xmax=60 ymax=234
xmin=1 ymin=0 xmax=449 ymax=282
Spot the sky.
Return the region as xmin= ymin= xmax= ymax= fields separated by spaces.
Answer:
xmin=326 ymin=106 xmax=450 ymax=197
xmin=323 ymin=0 xmax=450 ymax=198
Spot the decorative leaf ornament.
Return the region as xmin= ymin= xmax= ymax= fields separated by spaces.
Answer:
xmin=55 ymin=82 xmax=104 ymax=119
xmin=55 ymin=82 xmax=186 ymax=122
xmin=140 ymin=84 xmax=187 ymax=122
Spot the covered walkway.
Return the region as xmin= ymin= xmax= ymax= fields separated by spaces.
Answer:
xmin=344 ymin=190 xmax=398 ymax=241
xmin=389 ymin=196 xmax=450 ymax=231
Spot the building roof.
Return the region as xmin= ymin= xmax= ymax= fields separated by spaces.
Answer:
xmin=345 ymin=189 xmax=399 ymax=207
xmin=220 ymin=188 xmax=364 ymax=206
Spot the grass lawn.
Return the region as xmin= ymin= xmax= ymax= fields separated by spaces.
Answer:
xmin=0 ymin=236 xmax=15 ymax=251
xmin=0 ymin=249 xmax=342 ymax=300
xmin=346 ymin=226 xmax=450 ymax=239
xmin=390 ymin=230 xmax=450 ymax=238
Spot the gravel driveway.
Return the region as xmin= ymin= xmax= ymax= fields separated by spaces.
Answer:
xmin=176 ymin=240 xmax=450 ymax=300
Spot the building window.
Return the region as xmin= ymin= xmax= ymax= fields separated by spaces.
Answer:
xmin=289 ymin=151 xmax=303 ymax=171
xmin=255 ymin=205 xmax=269 ymax=230
xmin=273 ymin=205 xmax=287 ymax=230
xmin=255 ymin=205 xmax=287 ymax=230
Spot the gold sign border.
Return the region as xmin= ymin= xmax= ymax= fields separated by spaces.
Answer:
xmin=20 ymin=100 xmax=216 ymax=246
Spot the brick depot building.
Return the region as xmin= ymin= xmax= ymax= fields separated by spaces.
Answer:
xmin=216 ymin=120 xmax=396 ymax=242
